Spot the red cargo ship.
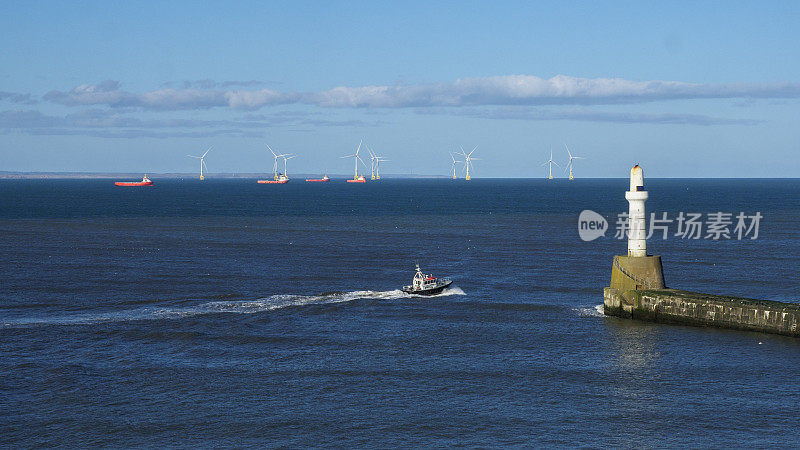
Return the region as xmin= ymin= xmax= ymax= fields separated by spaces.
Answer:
xmin=258 ymin=174 xmax=290 ymax=184
xmin=305 ymin=175 xmax=330 ymax=182
xmin=115 ymin=175 xmax=153 ymax=187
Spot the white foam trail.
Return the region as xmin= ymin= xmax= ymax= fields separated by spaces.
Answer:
xmin=574 ymin=304 xmax=606 ymax=318
xmin=1 ymin=286 xmax=466 ymax=328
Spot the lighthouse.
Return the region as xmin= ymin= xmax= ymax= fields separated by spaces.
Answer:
xmin=625 ymin=164 xmax=648 ymax=257
xmin=606 ymin=164 xmax=665 ymax=295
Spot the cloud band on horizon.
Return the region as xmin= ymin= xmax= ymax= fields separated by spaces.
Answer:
xmin=39 ymin=75 xmax=800 ymax=111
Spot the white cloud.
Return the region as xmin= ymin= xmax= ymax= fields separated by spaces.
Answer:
xmin=420 ymin=106 xmax=763 ymax=126
xmin=41 ymin=75 xmax=800 ymax=111
xmin=0 ymin=108 xmax=378 ymax=138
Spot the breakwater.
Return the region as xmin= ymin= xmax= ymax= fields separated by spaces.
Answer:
xmin=604 ymin=287 xmax=800 ymax=337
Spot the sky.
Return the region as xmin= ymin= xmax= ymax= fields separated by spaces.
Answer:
xmin=1 ymin=0 xmax=799 ymax=177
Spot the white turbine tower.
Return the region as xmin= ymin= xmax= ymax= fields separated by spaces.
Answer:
xmin=460 ymin=145 xmax=479 ymax=181
xmin=188 ymin=147 xmax=212 ymax=180
xmin=281 ymin=154 xmax=296 ymax=178
xmin=340 ymin=140 xmax=367 ymax=181
xmin=367 ymin=147 xmax=377 ymax=180
xmin=266 ymin=144 xmax=286 ymax=180
xmin=541 ymin=149 xmax=560 ymax=180
xmin=564 ymin=144 xmax=584 ymax=181
xmin=449 ymin=152 xmax=463 ymax=180
xmin=375 ymin=156 xmax=388 ymax=180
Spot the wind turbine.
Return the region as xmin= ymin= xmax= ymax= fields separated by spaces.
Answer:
xmin=375 ymin=156 xmax=388 ymax=180
xmin=281 ymin=154 xmax=296 ymax=178
xmin=266 ymin=144 xmax=286 ymax=180
xmin=564 ymin=144 xmax=584 ymax=181
xmin=340 ymin=140 xmax=368 ymax=181
xmin=187 ymin=147 xmax=212 ymax=180
xmin=449 ymin=152 xmax=463 ymax=180
xmin=541 ymin=148 xmax=560 ymax=180
xmin=460 ymin=145 xmax=479 ymax=181
xmin=367 ymin=146 xmax=377 ymax=180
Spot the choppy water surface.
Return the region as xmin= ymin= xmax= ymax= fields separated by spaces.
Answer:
xmin=2 ymin=178 xmax=799 ymax=447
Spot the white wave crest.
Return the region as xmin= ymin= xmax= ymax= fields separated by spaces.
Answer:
xmin=574 ymin=304 xmax=606 ymax=318
xmin=1 ymin=286 xmax=466 ymax=328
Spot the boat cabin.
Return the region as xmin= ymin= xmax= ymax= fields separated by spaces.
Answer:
xmin=412 ymin=264 xmax=437 ymax=290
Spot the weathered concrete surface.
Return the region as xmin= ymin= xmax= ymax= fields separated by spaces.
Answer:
xmin=609 ymin=255 xmax=665 ymax=291
xmin=604 ymin=287 xmax=800 ymax=337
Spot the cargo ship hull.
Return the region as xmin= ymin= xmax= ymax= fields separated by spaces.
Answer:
xmin=114 ymin=182 xmax=154 ymax=187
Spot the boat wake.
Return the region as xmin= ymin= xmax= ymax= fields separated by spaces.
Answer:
xmin=574 ymin=304 xmax=605 ymax=318
xmin=1 ymin=286 xmax=466 ymax=328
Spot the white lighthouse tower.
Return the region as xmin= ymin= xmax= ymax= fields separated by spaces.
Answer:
xmin=605 ymin=163 xmax=665 ymax=305
xmin=625 ymin=164 xmax=648 ymax=257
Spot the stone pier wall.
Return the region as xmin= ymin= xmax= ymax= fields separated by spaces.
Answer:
xmin=604 ymin=288 xmax=800 ymax=337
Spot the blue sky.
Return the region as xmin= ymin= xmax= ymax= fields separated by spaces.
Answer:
xmin=1 ymin=0 xmax=799 ymax=177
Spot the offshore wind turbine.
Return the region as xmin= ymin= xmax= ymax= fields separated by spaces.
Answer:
xmin=281 ymin=154 xmax=296 ymax=178
xmin=541 ymin=149 xmax=560 ymax=180
xmin=449 ymin=152 xmax=463 ymax=180
xmin=367 ymin=145 xmax=387 ymax=180
xmin=367 ymin=146 xmax=377 ymax=180
xmin=564 ymin=144 xmax=584 ymax=180
xmin=460 ymin=145 xmax=479 ymax=181
xmin=266 ymin=144 xmax=287 ymax=180
xmin=340 ymin=140 xmax=367 ymax=182
xmin=375 ymin=156 xmax=388 ymax=180
xmin=187 ymin=147 xmax=212 ymax=180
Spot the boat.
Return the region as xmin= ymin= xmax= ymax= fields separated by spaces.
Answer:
xmin=258 ymin=174 xmax=290 ymax=184
xmin=115 ymin=175 xmax=153 ymax=187
xmin=306 ymin=174 xmax=330 ymax=182
xmin=401 ymin=264 xmax=452 ymax=296
xmin=346 ymin=175 xmax=366 ymax=183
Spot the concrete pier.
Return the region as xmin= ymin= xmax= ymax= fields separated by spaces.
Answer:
xmin=604 ymin=288 xmax=800 ymax=337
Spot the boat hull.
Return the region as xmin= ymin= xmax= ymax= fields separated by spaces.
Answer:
xmin=305 ymin=179 xmax=330 ymax=182
xmin=346 ymin=178 xmax=366 ymax=183
xmin=114 ymin=182 xmax=153 ymax=187
xmin=257 ymin=179 xmax=289 ymax=184
xmin=401 ymin=280 xmax=453 ymax=296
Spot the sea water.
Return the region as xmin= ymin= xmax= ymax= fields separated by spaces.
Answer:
xmin=1 ymin=178 xmax=799 ymax=446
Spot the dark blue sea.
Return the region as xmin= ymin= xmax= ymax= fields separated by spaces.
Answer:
xmin=2 ymin=177 xmax=799 ymax=447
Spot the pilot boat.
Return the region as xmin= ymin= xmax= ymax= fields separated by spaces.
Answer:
xmin=401 ymin=264 xmax=452 ymax=295
xmin=115 ymin=174 xmax=153 ymax=187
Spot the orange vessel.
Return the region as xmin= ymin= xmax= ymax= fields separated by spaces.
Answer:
xmin=258 ymin=174 xmax=290 ymax=184
xmin=305 ymin=175 xmax=330 ymax=182
xmin=115 ymin=175 xmax=153 ymax=187
xmin=346 ymin=175 xmax=366 ymax=183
